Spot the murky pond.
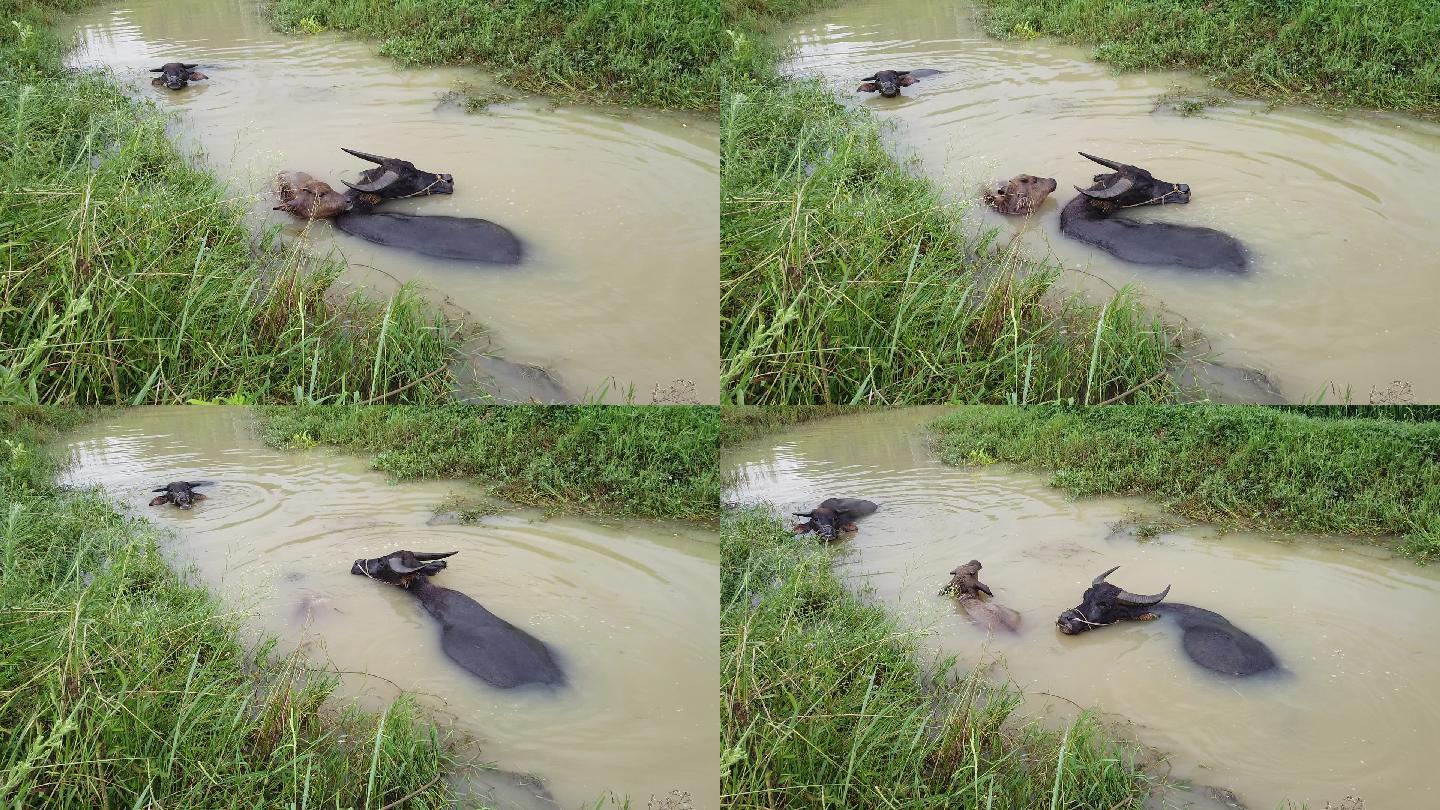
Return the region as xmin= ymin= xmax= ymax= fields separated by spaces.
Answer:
xmin=57 ymin=407 xmax=719 ymax=809
xmin=65 ymin=0 xmax=719 ymax=403
xmin=781 ymin=0 xmax=1440 ymax=403
xmin=725 ymin=408 xmax=1440 ymax=809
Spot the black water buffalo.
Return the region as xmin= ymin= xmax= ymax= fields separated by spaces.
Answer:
xmin=938 ymin=559 xmax=1021 ymax=633
xmin=339 ymin=148 xmax=455 ymax=199
xmin=149 ymin=480 xmax=214 ymax=509
xmin=1060 ymin=152 xmax=1247 ymax=273
xmin=350 ymin=550 xmax=565 ymax=689
xmin=149 ymin=62 xmax=207 ymax=90
xmin=1057 ymin=566 xmax=1279 ymax=676
xmin=984 ymin=174 xmax=1058 ymax=215
xmin=792 ymin=497 xmax=879 ymax=542
xmin=856 ymin=68 xmax=943 ymax=98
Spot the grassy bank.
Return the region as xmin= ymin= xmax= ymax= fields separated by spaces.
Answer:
xmin=719 ymin=404 xmax=880 ymax=447
xmin=259 ymin=405 xmax=720 ymax=522
xmin=0 ymin=407 xmax=454 ymax=806
xmin=721 ymin=5 xmax=1181 ymax=406
xmin=976 ymin=0 xmax=1440 ymax=117
xmin=930 ymin=405 xmax=1440 ymax=559
xmin=270 ymin=0 xmax=723 ymax=110
xmin=721 ymin=507 xmax=1151 ymax=806
xmin=1 ymin=0 xmax=459 ymax=405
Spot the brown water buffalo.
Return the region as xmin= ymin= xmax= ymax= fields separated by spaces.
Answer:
xmin=350 ymin=550 xmax=565 ymax=689
xmin=149 ymin=480 xmax=213 ymax=509
xmin=273 ymin=171 xmax=367 ymax=219
xmin=938 ymin=560 xmax=1020 ymax=633
xmin=149 ymin=62 xmax=207 ymax=90
xmin=1057 ymin=566 xmax=1279 ymax=676
xmin=984 ymin=174 xmax=1058 ymax=215
xmin=856 ymin=68 xmax=943 ymax=98
xmin=1060 ymin=152 xmax=1247 ymax=272
xmin=793 ymin=497 xmax=879 ymax=542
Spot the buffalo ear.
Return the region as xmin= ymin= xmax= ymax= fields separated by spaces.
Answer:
xmin=188 ymin=71 xmax=208 ymax=81
xmin=149 ymin=495 xmax=169 ymax=506
xmin=857 ymin=82 xmax=878 ymax=93
xmin=192 ymin=493 xmax=207 ymax=502
xmin=150 ymin=77 xmax=164 ymax=87
xmin=900 ymin=75 xmax=918 ymax=86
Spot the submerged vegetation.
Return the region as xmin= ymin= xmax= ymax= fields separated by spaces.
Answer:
xmin=0 ymin=407 xmax=453 ymax=806
xmin=721 ymin=3 xmax=1181 ymax=405
xmin=721 ymin=506 xmax=1151 ymax=806
xmin=931 ymin=405 xmax=1440 ymax=559
xmin=259 ymin=406 xmax=720 ymax=522
xmin=976 ymin=0 xmax=1440 ymax=117
xmin=270 ymin=0 xmax=725 ymax=110
xmin=1 ymin=0 xmax=460 ymax=405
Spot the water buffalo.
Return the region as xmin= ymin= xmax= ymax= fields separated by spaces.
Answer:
xmin=1060 ymin=152 xmax=1247 ymax=273
xmin=984 ymin=174 xmax=1058 ymax=215
xmin=350 ymin=550 xmax=565 ymax=689
xmin=1057 ymin=566 xmax=1279 ymax=676
xmin=339 ymin=148 xmax=455 ymax=199
xmin=149 ymin=480 xmax=213 ymax=509
xmin=938 ymin=559 xmax=1021 ymax=633
xmin=273 ymin=171 xmax=367 ymax=219
xmin=792 ymin=497 xmax=879 ymax=542
xmin=149 ymin=62 xmax=207 ymax=90
xmin=856 ymin=68 xmax=942 ymax=98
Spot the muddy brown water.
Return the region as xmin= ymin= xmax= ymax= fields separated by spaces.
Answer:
xmin=65 ymin=0 xmax=718 ymax=404
xmin=724 ymin=408 xmax=1440 ymax=809
xmin=56 ymin=407 xmax=719 ymax=809
xmin=781 ymin=0 xmax=1440 ymax=403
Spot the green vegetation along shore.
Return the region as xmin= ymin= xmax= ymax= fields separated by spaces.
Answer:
xmin=976 ymin=0 xmax=1440 ymax=117
xmin=0 ymin=407 xmax=454 ymax=806
xmin=718 ymin=403 xmax=879 ymax=447
xmin=931 ymin=405 xmax=1440 ymax=559
xmin=259 ymin=405 xmax=721 ymax=522
xmin=721 ymin=2 xmax=1180 ymax=405
xmin=270 ymin=0 xmax=724 ymax=110
xmin=1 ymin=0 xmax=459 ymax=406
xmin=721 ymin=506 xmax=1151 ymax=806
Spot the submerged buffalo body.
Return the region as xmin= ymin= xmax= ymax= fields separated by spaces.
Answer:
xmin=938 ymin=559 xmax=1021 ymax=634
xmin=150 ymin=62 xmax=207 ymax=90
xmin=149 ymin=480 xmax=214 ymax=509
xmin=1059 ymin=152 xmax=1247 ymax=273
xmin=984 ymin=174 xmax=1058 ymax=215
xmin=1057 ymin=566 xmax=1278 ymax=676
xmin=793 ymin=497 xmax=879 ymax=542
xmin=333 ymin=212 xmax=524 ymax=264
xmin=857 ymin=68 xmax=942 ymax=98
xmin=351 ymin=550 xmax=565 ymax=689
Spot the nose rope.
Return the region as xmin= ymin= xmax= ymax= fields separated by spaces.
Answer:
xmin=394 ymin=177 xmax=446 ymax=199
xmin=1119 ymin=184 xmax=1186 ymax=209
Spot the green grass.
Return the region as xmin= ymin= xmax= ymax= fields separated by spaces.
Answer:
xmin=719 ymin=403 xmax=880 ymax=447
xmin=1 ymin=1 xmax=460 ymax=405
xmin=721 ymin=506 xmax=1152 ymax=807
xmin=721 ymin=75 xmax=1180 ymax=405
xmin=269 ymin=0 xmax=725 ymax=110
xmin=930 ymin=405 xmax=1440 ymax=559
xmin=975 ymin=0 xmax=1440 ymax=117
xmin=0 ymin=406 xmax=455 ymax=807
xmin=258 ymin=405 xmax=720 ymax=522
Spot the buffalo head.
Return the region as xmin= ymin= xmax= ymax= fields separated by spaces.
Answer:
xmin=341 ymin=148 xmax=455 ymax=199
xmin=149 ymin=62 xmax=207 ymax=90
xmin=984 ymin=174 xmax=1059 ymax=215
xmin=273 ymin=171 xmax=356 ymax=219
xmin=857 ymin=69 xmax=918 ymax=98
xmin=938 ymin=559 xmax=994 ymax=598
xmin=1073 ymin=152 xmax=1190 ymax=212
xmin=793 ymin=505 xmax=847 ymax=541
xmin=1056 ymin=566 xmax=1170 ymax=635
xmin=149 ymin=480 xmax=213 ymax=509
xmin=351 ymin=550 xmax=457 ymax=587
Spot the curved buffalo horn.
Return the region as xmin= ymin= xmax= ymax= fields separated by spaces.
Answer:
xmin=342 ymin=171 xmax=399 ymax=193
xmin=1091 ymin=565 xmax=1121 ymax=587
xmin=1079 ymin=152 xmax=1126 ymax=171
xmin=1117 ymin=583 xmax=1171 ymax=606
xmin=859 ymin=75 xmax=877 ymax=81
xmin=896 ymin=70 xmax=911 ymax=76
xmin=411 ymin=551 xmax=457 ymax=561
xmin=341 ymin=147 xmax=388 ymax=165
xmin=149 ymin=67 xmax=164 ymax=72
xmin=183 ymin=63 xmax=198 ymax=69
xmin=1075 ymin=176 xmax=1134 ymax=200
xmin=792 ymin=511 xmax=813 ymax=518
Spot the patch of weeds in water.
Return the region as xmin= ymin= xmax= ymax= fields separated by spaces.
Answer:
xmin=440 ymin=83 xmax=523 ymax=113
xmin=1153 ymin=85 xmax=1229 ymax=117
xmin=284 ymin=431 xmax=320 ymax=449
xmin=1108 ymin=509 xmax=1182 ymax=540
xmin=293 ymin=15 xmax=325 ymax=34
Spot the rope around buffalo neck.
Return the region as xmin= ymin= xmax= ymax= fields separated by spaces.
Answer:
xmin=1118 ymin=183 xmax=1187 ymax=209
